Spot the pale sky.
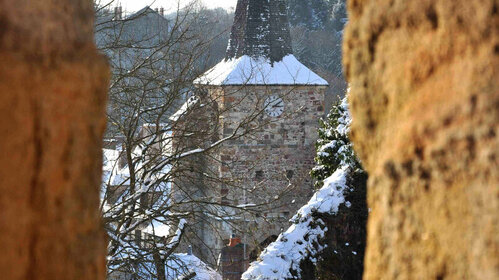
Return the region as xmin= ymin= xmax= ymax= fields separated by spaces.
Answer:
xmin=111 ymin=0 xmax=237 ymax=13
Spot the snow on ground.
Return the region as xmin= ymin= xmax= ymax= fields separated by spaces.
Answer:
xmin=242 ymin=166 xmax=349 ymax=280
xmin=166 ymin=253 xmax=222 ymax=280
xmin=194 ymin=55 xmax=329 ymax=86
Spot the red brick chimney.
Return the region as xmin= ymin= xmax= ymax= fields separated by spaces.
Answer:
xmin=221 ymin=234 xmax=247 ymax=280
xmin=228 ymin=235 xmax=241 ymax=247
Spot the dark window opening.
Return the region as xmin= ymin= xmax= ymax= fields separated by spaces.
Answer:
xmin=220 ymin=188 xmax=229 ymax=205
xmin=255 ymin=170 xmax=264 ymax=181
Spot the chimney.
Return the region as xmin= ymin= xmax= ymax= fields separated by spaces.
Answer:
xmin=118 ymin=6 xmax=123 ymax=20
xmin=187 ymin=245 xmax=193 ymax=255
xmin=160 ymin=7 xmax=164 ymax=16
xmin=228 ymin=234 xmax=241 ymax=247
xmin=221 ymin=234 xmax=246 ymax=280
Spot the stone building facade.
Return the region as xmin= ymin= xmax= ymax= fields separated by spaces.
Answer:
xmin=180 ymin=0 xmax=330 ymax=271
xmin=207 ymin=83 xmax=327 ymax=258
xmin=211 ymin=84 xmax=326 ymax=211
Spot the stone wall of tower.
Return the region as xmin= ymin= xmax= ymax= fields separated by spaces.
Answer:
xmin=169 ymin=98 xmax=223 ymax=265
xmin=209 ymin=84 xmax=326 ymax=253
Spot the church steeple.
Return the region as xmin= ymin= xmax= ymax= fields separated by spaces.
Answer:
xmin=195 ymin=0 xmax=327 ymax=86
xmin=226 ymin=0 xmax=293 ymax=63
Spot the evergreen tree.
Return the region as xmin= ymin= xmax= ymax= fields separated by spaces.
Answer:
xmin=308 ymin=95 xmax=367 ymax=280
xmin=330 ymin=0 xmax=348 ymax=32
xmin=287 ymin=0 xmax=348 ymax=89
xmin=311 ymin=96 xmax=361 ymax=189
xmin=287 ymin=0 xmax=332 ymax=30
xmin=287 ymin=0 xmax=347 ymax=32
xmin=243 ymin=95 xmax=368 ymax=279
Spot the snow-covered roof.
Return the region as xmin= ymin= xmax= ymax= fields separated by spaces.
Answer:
xmin=110 ymin=251 xmax=221 ymax=280
xmin=194 ymin=55 xmax=329 ymax=86
xmin=169 ymin=96 xmax=200 ymax=121
xmin=166 ymin=253 xmax=222 ymax=280
xmin=143 ymin=218 xmax=171 ymax=237
xmin=103 ymin=148 xmax=130 ymax=186
xmin=194 ymin=0 xmax=328 ymax=86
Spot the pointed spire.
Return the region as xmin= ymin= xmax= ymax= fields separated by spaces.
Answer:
xmin=225 ymin=0 xmax=249 ymax=59
xmin=195 ymin=0 xmax=328 ymax=86
xmin=226 ymin=0 xmax=293 ymax=63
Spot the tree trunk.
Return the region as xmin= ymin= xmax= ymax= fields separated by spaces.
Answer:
xmin=0 ymin=0 xmax=109 ymax=279
xmin=344 ymin=0 xmax=498 ymax=279
xmin=153 ymin=250 xmax=167 ymax=280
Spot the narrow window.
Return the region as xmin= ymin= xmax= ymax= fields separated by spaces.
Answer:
xmin=255 ymin=170 xmax=264 ymax=181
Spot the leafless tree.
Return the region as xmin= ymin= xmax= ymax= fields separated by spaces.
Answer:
xmin=94 ymin=1 xmax=303 ymax=279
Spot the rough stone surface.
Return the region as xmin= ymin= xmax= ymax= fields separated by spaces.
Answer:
xmin=212 ymin=84 xmax=326 ymax=259
xmin=0 ymin=1 xmax=109 ymax=279
xmin=344 ymin=0 xmax=498 ymax=279
xmin=174 ymin=84 xmax=326 ymax=265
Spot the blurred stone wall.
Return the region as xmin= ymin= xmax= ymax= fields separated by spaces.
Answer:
xmin=344 ymin=0 xmax=498 ymax=279
xmin=0 ymin=0 xmax=108 ymax=279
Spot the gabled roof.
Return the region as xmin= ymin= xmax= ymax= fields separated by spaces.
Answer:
xmin=127 ymin=6 xmax=169 ymax=24
xmin=95 ymin=5 xmax=170 ymax=49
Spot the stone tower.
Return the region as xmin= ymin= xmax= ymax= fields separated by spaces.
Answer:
xmin=192 ymin=0 xmax=328 ymax=267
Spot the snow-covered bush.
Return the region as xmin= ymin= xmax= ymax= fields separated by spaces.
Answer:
xmin=242 ymin=96 xmax=367 ymax=280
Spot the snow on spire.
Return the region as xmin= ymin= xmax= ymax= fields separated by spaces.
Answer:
xmin=226 ymin=0 xmax=292 ymax=63
xmin=195 ymin=0 xmax=328 ymax=86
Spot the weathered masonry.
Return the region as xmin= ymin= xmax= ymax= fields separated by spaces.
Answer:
xmin=187 ymin=0 xmax=329 ymax=273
